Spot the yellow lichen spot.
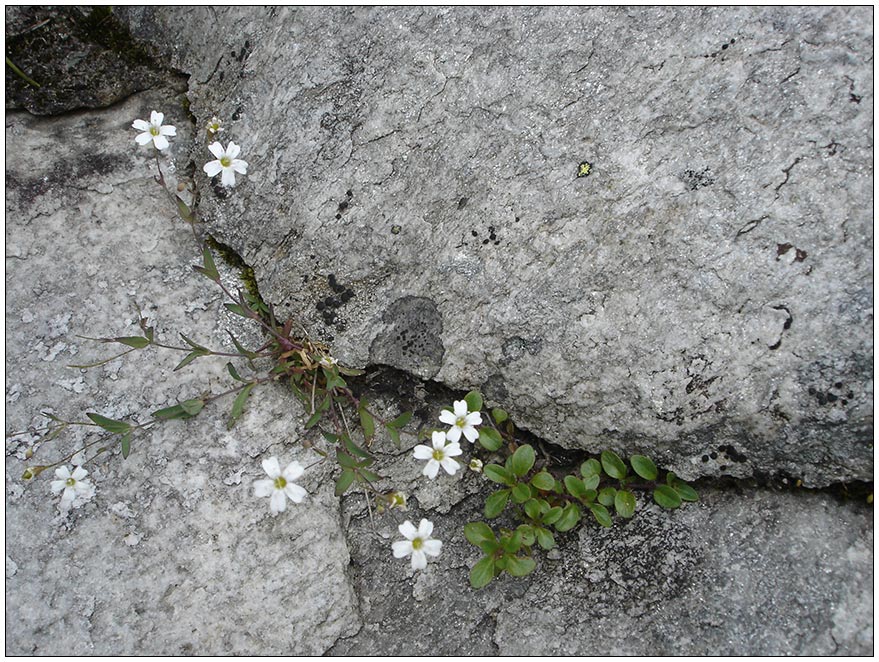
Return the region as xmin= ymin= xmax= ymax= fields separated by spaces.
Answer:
xmin=577 ymin=161 xmax=592 ymax=178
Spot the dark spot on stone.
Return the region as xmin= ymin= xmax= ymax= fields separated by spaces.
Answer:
xmin=369 ymin=296 xmax=445 ymax=379
xmin=701 ymin=455 xmax=709 ymax=463
xmin=850 ymin=93 xmax=862 ymax=103
xmin=338 ymin=200 xmax=349 ymax=212
xmin=515 ymin=216 xmax=520 ymax=222
xmin=481 ymin=373 xmax=509 ymax=403
xmin=710 ymin=452 xmax=718 ymax=459
xmin=719 ymin=464 xmax=728 ymax=471
xmin=847 ymin=391 xmax=854 ymax=398
xmin=471 ymin=230 xmax=478 ymax=237
xmin=681 ymin=167 xmax=715 ymax=191
xmin=458 ymin=197 xmax=468 ymax=209
xmin=834 ymin=382 xmax=843 ymax=389
xmin=768 ymin=340 xmax=781 ymax=350
xmin=724 ymin=445 xmax=748 ymax=463
xmin=827 ymin=393 xmax=838 ymax=403
xmin=721 ymin=43 xmax=729 ymax=50
xmin=346 ymin=189 xmax=353 ymax=198
xmin=232 ymin=107 xmax=241 ymax=120
xmin=842 ymin=399 xmax=848 ymax=405
xmin=320 ymin=113 xmax=338 ymax=130
xmin=391 ymin=225 xmax=401 ymax=234
xmin=795 ymin=248 xmax=807 ymax=262
xmin=482 ymin=239 xmax=489 ymax=245
xmin=776 ymin=243 xmax=793 ymax=258
xmin=502 ymin=336 xmax=543 ymax=361
xmin=808 ymin=386 xmax=816 ymax=394
xmin=335 ymin=214 xmax=342 ymax=220
xmin=316 ymin=301 xmax=326 ymax=311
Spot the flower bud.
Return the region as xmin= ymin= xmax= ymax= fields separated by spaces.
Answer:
xmin=469 ymin=458 xmax=484 ymax=473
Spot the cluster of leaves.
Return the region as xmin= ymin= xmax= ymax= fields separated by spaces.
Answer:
xmin=462 ymin=398 xmax=698 ymax=588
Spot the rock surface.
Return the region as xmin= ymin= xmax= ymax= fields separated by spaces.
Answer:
xmin=120 ymin=6 xmax=873 ymax=487
xmin=4 ymin=7 xmax=874 ymax=657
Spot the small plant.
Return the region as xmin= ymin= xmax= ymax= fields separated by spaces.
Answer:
xmin=8 ymin=106 xmax=698 ymax=589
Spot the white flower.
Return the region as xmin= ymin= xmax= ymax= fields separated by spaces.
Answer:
xmin=50 ymin=465 xmax=95 ymax=511
xmin=203 ymin=141 xmax=248 ymax=187
xmin=319 ymin=355 xmax=338 ymax=368
xmin=413 ymin=431 xmax=462 ymax=479
xmin=253 ymin=457 xmax=307 ymax=514
xmin=439 ymin=400 xmax=483 ymax=444
xmin=392 ymin=519 xmax=442 ymax=570
xmin=206 ymin=116 xmax=224 ymax=135
xmin=132 ymin=111 xmax=176 ymax=150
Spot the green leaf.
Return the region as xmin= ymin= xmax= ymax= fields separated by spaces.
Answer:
xmin=175 ymin=196 xmax=194 ymax=223
xmin=615 ymin=489 xmax=636 ymax=518
xmin=387 ymin=426 xmax=401 ymax=449
xmin=671 ymin=480 xmax=699 ymax=502
xmin=630 ymin=454 xmax=658 ymax=481
xmin=113 ymin=336 xmax=151 ymax=349
xmin=344 ymin=436 xmax=372 ymax=459
xmin=227 ymin=332 xmax=258 ymax=360
xmin=478 ymin=427 xmax=503 ymax=451
xmin=516 ymin=524 xmax=536 ymax=547
xmin=601 ymin=450 xmax=628 ymax=480
xmin=174 ymin=349 xmax=209 ymax=371
xmin=531 ymin=471 xmax=556 ymax=491
xmin=484 ymin=489 xmax=510 ymax=518
xmin=86 ymin=413 xmax=130 ymax=434
xmin=484 ymin=464 xmax=516 ymax=486
xmin=491 ymin=408 xmax=508 ymax=424
xmin=505 ymin=555 xmax=536 ymax=577
xmin=180 ymin=399 xmax=205 ymax=416
xmin=582 ymin=474 xmax=601 ymax=491
xmin=335 ymin=469 xmax=355 ymax=496
xmin=523 ymin=498 xmax=541 ymax=520
xmin=336 ymin=450 xmax=358 ymax=468
xmin=152 ymin=404 xmax=190 ymax=420
xmin=358 ymin=468 xmax=381 ymax=483
xmin=511 ymin=482 xmax=531 ymax=504
xmin=580 ymin=458 xmax=602 ymax=479
xmin=510 ymin=444 xmax=536 ymax=477
xmin=200 ymin=245 xmax=220 ymax=281
xmin=359 ymin=402 xmax=375 ymax=442
xmin=387 ymin=411 xmax=412 ymax=429
xmin=541 ymin=506 xmax=564 ymax=525
xmin=564 ymin=475 xmax=587 ymax=499
xmin=464 ymin=390 xmax=483 ymax=413
xmin=120 ymin=431 xmax=131 ymax=459
xmin=228 ymin=384 xmax=255 ymax=429
xmin=224 ymin=303 xmax=248 ymax=317
xmin=589 ymin=503 xmax=613 ymax=527
xmin=305 ymin=408 xmax=323 ymax=429
xmin=338 ymin=366 xmax=366 ymax=376
xmin=501 ymin=529 xmax=523 ymax=554
xmin=554 ymin=503 xmax=581 ymax=532
xmin=179 ymin=333 xmax=208 ymax=351
xmin=469 ymin=556 xmax=496 ymax=589
xmin=464 ymin=522 xmax=496 ymax=547
xmin=598 ymin=487 xmax=617 ymax=507
xmin=226 ymin=362 xmax=245 ymax=382
xmin=653 ymin=484 xmax=682 ymax=509
xmin=536 ymin=527 xmax=556 ymax=550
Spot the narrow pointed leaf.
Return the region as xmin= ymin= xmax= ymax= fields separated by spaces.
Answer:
xmin=228 ymin=384 xmax=255 ymax=428
xmin=86 ymin=413 xmax=131 ymax=434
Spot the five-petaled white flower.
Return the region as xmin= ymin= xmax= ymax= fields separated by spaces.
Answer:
xmin=203 ymin=141 xmax=248 ymax=187
xmin=413 ymin=431 xmax=462 ymax=479
xmin=392 ymin=519 xmax=442 ymax=570
xmin=253 ymin=457 xmax=307 ymax=514
xmin=319 ymin=355 xmax=338 ymax=368
xmin=50 ymin=465 xmax=94 ymax=511
xmin=439 ymin=400 xmax=482 ymax=443
xmin=132 ymin=111 xmax=176 ymax=151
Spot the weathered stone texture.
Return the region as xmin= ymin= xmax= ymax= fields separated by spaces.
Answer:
xmin=122 ymin=6 xmax=873 ymax=486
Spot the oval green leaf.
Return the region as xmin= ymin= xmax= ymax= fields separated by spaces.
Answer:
xmin=464 ymin=390 xmax=483 ymax=413
xmin=654 ymin=484 xmax=682 ymax=509
xmin=478 ymin=427 xmax=503 ymax=451
xmin=469 ymin=556 xmax=496 ymax=589
xmin=600 ymin=450 xmax=628 ymax=480
xmin=484 ymin=464 xmax=515 ymax=486
xmin=598 ymin=486 xmax=617 ymax=507
xmin=589 ymin=503 xmax=613 ymax=528
xmin=614 ymin=489 xmax=636 ymax=518
xmin=672 ymin=480 xmax=699 ymax=502
xmin=531 ymin=471 xmax=555 ymax=491
xmin=334 ymin=469 xmax=355 ymax=496
xmin=505 ymin=555 xmax=536 ymax=577
xmin=511 ymin=482 xmax=531 ymax=504
xmin=484 ymin=489 xmax=510 ymax=518
xmin=510 ymin=444 xmax=536 ymax=478
xmin=464 ymin=521 xmax=496 ymax=546
xmin=630 ymin=454 xmax=658 ymax=480
xmin=580 ymin=458 xmax=602 ymax=479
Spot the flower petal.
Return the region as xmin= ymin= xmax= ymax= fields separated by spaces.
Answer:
xmin=135 ymin=132 xmax=152 ymax=145
xmin=441 ymin=457 xmax=461 ymax=475
xmin=131 ymin=119 xmax=150 ymax=131
xmin=466 ymin=411 xmax=483 ymax=426
xmin=444 ymin=442 xmax=463 ymax=457
xmin=282 ymin=461 xmax=304 ymax=482
xmin=398 ymin=520 xmax=418 ymax=540
xmin=285 ymin=483 xmax=307 ymax=503
xmin=50 ymin=480 xmax=66 ymax=495
xmin=417 ymin=519 xmax=434 ymax=538
xmin=160 ymin=125 xmax=177 ymax=136
xmin=462 ymin=426 xmax=479 ymax=443
xmin=150 ymin=111 xmax=164 ymax=126
xmin=431 ymin=431 xmax=447 ymax=449
xmin=453 ymin=400 xmax=469 ymax=417
xmin=270 ymin=489 xmax=287 ymax=514
xmin=422 ymin=539 xmax=442 ymax=557
xmin=54 ymin=466 xmax=71 ymax=480
xmin=392 ymin=540 xmax=412 ymax=558
xmin=208 ymin=141 xmax=226 ymax=159
xmin=221 ymin=167 xmax=236 ymax=187
xmin=262 ymin=457 xmax=281 ymax=479
xmin=226 ymin=142 xmax=241 ymax=159
xmin=410 ymin=549 xmax=428 ymax=570
xmin=445 ymin=426 xmax=462 ymax=444
xmin=424 ymin=460 xmax=440 ymax=480
xmin=71 ymin=467 xmax=88 ymax=480
xmin=413 ymin=444 xmax=433 ymax=460
xmin=153 ymin=135 xmax=170 ymax=151
xmin=231 ymin=159 xmax=248 ymax=174
xmin=253 ymin=479 xmax=274 ymax=498
xmin=438 ymin=410 xmax=457 ymax=426
xmin=203 ymin=160 xmax=223 ymax=177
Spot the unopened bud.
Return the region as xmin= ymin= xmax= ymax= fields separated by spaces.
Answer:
xmin=469 ymin=458 xmax=483 ymax=473
xmin=389 ymin=491 xmax=407 ymax=510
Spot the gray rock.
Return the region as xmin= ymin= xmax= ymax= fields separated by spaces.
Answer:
xmin=120 ymin=6 xmax=873 ymax=486
xmin=332 ymin=484 xmax=873 ymax=656
xmin=5 ymin=93 xmax=359 ymax=655
xmin=5 ymin=6 xmax=178 ymax=115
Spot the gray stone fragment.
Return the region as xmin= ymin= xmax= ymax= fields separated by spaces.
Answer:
xmin=120 ymin=6 xmax=873 ymax=486
xmin=5 ymin=93 xmax=359 ymax=655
